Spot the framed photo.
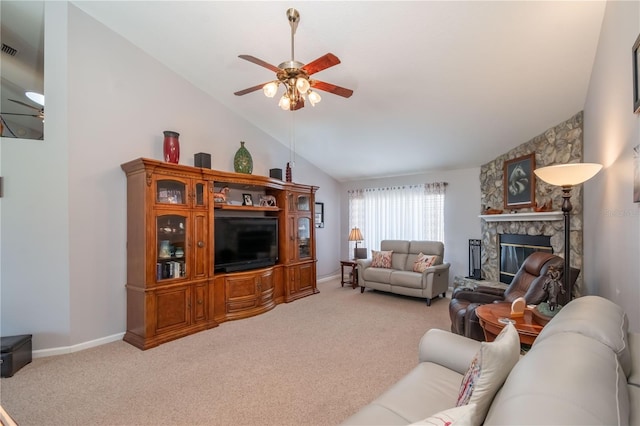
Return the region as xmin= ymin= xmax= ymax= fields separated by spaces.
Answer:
xmin=503 ymin=153 xmax=535 ymax=209
xmin=633 ymin=33 xmax=640 ymax=113
xmin=242 ymin=193 xmax=253 ymax=206
xmin=315 ymin=202 xmax=324 ymax=228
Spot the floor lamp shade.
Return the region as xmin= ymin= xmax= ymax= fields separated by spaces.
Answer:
xmin=533 ymin=162 xmax=602 ymax=298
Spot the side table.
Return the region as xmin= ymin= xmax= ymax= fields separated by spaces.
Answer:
xmin=340 ymin=260 xmax=358 ymax=289
xmin=476 ymin=302 xmax=544 ymax=346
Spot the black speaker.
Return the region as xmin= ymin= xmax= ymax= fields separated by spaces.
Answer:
xmin=269 ymin=168 xmax=283 ymax=180
xmin=194 ymin=153 xmax=211 ymax=169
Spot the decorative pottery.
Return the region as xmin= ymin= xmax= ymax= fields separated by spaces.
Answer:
xmin=163 ymin=131 xmax=180 ymax=164
xmin=286 ymin=162 xmax=292 ymax=182
xmin=234 ymin=141 xmax=253 ymax=174
xmin=175 ymin=247 xmax=184 ymax=258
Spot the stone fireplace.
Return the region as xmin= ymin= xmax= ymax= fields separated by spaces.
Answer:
xmin=479 ymin=112 xmax=584 ymax=295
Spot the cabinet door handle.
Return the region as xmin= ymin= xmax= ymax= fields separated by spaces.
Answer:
xmin=197 ymin=299 xmax=203 ymax=305
xmin=197 ymin=241 xmax=204 ymax=248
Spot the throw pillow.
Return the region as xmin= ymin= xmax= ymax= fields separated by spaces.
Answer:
xmin=413 ymin=252 xmax=437 ymax=273
xmin=456 ymin=323 xmax=520 ymax=425
xmin=370 ymin=250 xmax=393 ymax=268
xmin=410 ymin=404 xmax=477 ymax=426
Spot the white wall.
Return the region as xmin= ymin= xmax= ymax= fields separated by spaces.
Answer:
xmin=1 ymin=2 xmax=71 ymax=350
xmin=583 ymin=0 xmax=640 ymax=332
xmin=0 ymin=4 xmax=341 ymax=352
xmin=340 ymin=167 xmax=482 ymax=285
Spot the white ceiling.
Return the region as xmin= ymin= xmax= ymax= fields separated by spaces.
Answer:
xmin=74 ymin=1 xmax=606 ymax=182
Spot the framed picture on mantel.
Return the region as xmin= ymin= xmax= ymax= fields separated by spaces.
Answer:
xmin=503 ymin=153 xmax=535 ymax=209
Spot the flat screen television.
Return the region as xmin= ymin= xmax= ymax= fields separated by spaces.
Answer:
xmin=214 ymin=216 xmax=278 ymax=272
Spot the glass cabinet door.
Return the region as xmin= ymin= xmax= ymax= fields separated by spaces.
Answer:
xmin=156 ymin=179 xmax=187 ymax=205
xmin=156 ymin=214 xmax=187 ymax=281
xmin=297 ymin=217 xmax=311 ymax=259
xmin=296 ymin=195 xmax=310 ymax=211
xmin=194 ymin=182 xmax=205 ymax=207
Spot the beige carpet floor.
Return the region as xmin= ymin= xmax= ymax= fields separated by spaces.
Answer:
xmin=0 ymin=279 xmax=452 ymax=426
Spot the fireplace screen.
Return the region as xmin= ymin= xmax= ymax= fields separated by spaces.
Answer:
xmin=499 ymin=234 xmax=552 ymax=283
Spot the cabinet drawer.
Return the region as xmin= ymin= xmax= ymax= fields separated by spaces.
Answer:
xmin=226 ymin=298 xmax=258 ymax=313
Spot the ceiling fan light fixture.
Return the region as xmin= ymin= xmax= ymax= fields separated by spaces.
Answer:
xmin=263 ymin=82 xmax=279 ymax=98
xmin=25 ymin=91 xmax=45 ymax=106
xmin=279 ymin=94 xmax=291 ymax=110
xmin=308 ymin=90 xmax=321 ymax=106
xmin=295 ymin=77 xmax=310 ymax=93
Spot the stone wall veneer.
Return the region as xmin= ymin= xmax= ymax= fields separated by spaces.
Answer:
xmin=480 ymin=111 xmax=584 ymax=295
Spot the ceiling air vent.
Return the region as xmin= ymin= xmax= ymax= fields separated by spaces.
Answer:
xmin=1 ymin=43 xmax=17 ymax=56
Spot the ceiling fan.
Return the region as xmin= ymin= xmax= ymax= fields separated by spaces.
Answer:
xmin=234 ymin=8 xmax=353 ymax=111
xmin=2 ymin=98 xmax=45 ymax=121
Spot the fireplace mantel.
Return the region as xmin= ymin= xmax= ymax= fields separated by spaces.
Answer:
xmin=479 ymin=211 xmax=563 ymax=222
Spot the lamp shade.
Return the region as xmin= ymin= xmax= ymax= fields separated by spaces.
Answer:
xmin=534 ymin=163 xmax=602 ymax=186
xmin=348 ymin=227 xmax=363 ymax=242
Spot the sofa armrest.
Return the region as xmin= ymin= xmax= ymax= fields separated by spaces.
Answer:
xmin=451 ymin=290 xmax=505 ymax=304
xmin=356 ymin=259 xmax=372 ymax=269
xmin=418 ymin=329 xmax=481 ymax=375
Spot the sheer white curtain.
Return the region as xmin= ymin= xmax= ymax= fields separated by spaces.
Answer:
xmin=348 ymin=183 xmax=446 ymax=253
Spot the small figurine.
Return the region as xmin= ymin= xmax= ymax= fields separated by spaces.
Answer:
xmin=213 ymin=186 xmax=230 ymax=203
xmin=542 ymin=264 xmax=565 ymax=311
xmin=534 ymin=199 xmax=553 ymax=212
xmin=259 ymin=195 xmax=277 ymax=207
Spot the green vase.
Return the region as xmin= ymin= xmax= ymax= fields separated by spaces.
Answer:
xmin=234 ymin=141 xmax=253 ymax=174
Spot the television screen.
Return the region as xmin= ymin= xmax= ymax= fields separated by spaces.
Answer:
xmin=214 ymin=216 xmax=278 ymax=272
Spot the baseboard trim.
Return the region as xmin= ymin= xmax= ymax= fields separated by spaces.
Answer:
xmin=33 ymin=332 xmax=125 ymax=359
xmin=317 ymin=274 xmax=340 ymax=283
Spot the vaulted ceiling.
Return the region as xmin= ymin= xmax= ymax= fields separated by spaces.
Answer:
xmin=62 ymin=2 xmax=613 ymax=180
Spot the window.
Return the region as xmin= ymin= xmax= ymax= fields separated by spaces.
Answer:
xmin=348 ymin=182 xmax=446 ymax=251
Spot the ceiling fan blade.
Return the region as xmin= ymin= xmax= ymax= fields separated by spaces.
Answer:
xmin=238 ymin=55 xmax=281 ymax=73
xmin=1 ymin=112 xmax=40 ymax=117
xmin=9 ymin=99 xmax=42 ymax=111
xmin=234 ymin=83 xmax=271 ymax=96
xmin=311 ymin=80 xmax=354 ymax=98
xmin=302 ymin=53 xmax=341 ymax=76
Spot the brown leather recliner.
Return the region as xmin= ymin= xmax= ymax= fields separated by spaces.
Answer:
xmin=449 ymin=252 xmax=579 ymax=341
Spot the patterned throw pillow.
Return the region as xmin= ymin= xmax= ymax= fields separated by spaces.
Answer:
xmin=410 ymin=404 xmax=478 ymax=426
xmin=456 ymin=323 xmax=520 ymax=425
xmin=413 ymin=252 xmax=437 ymax=273
xmin=371 ymin=250 xmax=393 ymax=268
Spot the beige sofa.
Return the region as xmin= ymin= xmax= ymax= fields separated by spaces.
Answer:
xmin=357 ymin=240 xmax=450 ymax=306
xmin=342 ymin=295 xmax=640 ymax=425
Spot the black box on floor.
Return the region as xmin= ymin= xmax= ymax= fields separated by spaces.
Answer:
xmin=269 ymin=168 xmax=283 ymax=180
xmin=194 ymin=152 xmax=211 ymax=169
xmin=1 ymin=334 xmax=32 ymax=378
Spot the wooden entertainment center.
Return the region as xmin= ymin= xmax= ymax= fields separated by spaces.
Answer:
xmin=121 ymin=158 xmax=318 ymax=350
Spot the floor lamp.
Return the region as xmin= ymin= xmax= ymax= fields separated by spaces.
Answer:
xmin=534 ymin=163 xmax=602 ymax=294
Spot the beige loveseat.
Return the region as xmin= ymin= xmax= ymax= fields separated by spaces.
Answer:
xmin=357 ymin=240 xmax=450 ymax=306
xmin=342 ymin=295 xmax=640 ymax=425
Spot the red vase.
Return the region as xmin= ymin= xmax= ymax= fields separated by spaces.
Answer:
xmin=163 ymin=131 xmax=180 ymax=164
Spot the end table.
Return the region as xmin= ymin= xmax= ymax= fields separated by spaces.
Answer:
xmin=340 ymin=260 xmax=358 ymax=289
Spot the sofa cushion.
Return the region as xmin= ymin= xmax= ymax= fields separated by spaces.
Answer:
xmin=410 ymin=404 xmax=478 ymax=426
xmin=485 ymin=331 xmax=630 ymax=425
xmin=409 ymin=240 xmax=444 ymax=257
xmin=456 ymin=323 xmax=520 ymax=425
xmin=362 ymin=266 xmax=394 ymax=283
xmin=390 ymin=270 xmax=424 ymax=289
xmin=413 ymin=253 xmax=437 ymax=273
xmin=371 ymin=250 xmax=393 ymax=268
xmin=535 ymin=295 xmax=632 ymax=377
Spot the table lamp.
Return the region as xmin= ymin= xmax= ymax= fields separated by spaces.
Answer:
xmin=348 ymin=227 xmax=365 ymax=259
xmin=534 ymin=162 xmax=602 ymax=293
